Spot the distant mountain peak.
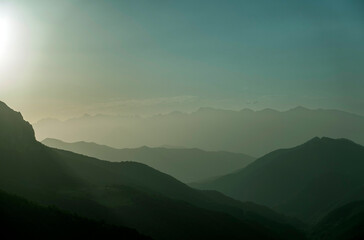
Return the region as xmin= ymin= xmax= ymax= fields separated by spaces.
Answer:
xmin=197 ymin=107 xmax=218 ymax=112
xmin=304 ymin=136 xmax=321 ymax=144
xmin=139 ymin=145 xmax=151 ymax=149
xmin=259 ymin=108 xmax=279 ymax=114
xmin=240 ymin=108 xmax=255 ymax=113
xmin=302 ymin=136 xmax=358 ymax=147
xmin=289 ymin=106 xmax=309 ymax=112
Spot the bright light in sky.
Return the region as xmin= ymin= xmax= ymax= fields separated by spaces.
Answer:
xmin=0 ymin=15 xmax=10 ymax=51
xmin=0 ymin=1 xmax=363 ymax=120
xmin=0 ymin=11 xmax=15 ymax=63
xmin=0 ymin=3 xmax=40 ymax=94
xmin=0 ymin=6 xmax=23 ymax=89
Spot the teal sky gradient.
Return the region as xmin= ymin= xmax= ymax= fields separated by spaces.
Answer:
xmin=1 ymin=0 xmax=363 ymax=121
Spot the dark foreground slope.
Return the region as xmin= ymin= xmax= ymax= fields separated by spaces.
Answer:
xmin=0 ymin=101 xmax=304 ymax=240
xmin=311 ymin=201 xmax=364 ymax=240
xmin=195 ymin=137 xmax=364 ymax=223
xmin=42 ymin=138 xmax=254 ymax=183
xmin=0 ymin=189 xmax=149 ymax=239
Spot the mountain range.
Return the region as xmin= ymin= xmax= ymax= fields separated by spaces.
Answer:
xmin=42 ymin=138 xmax=254 ymax=183
xmin=3 ymin=99 xmax=364 ymax=239
xmin=0 ymin=101 xmax=305 ymax=240
xmin=194 ymin=137 xmax=364 ymax=223
xmin=33 ymin=106 xmax=364 ymax=156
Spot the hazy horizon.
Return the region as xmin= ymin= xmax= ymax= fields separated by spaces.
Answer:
xmin=32 ymin=105 xmax=364 ymax=123
xmin=1 ymin=0 xmax=363 ymax=122
xmin=1 ymin=1 xmax=364 ymax=238
xmin=33 ymin=105 xmax=364 ymax=156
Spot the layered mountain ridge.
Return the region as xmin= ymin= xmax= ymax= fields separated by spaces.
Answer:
xmin=0 ymin=100 xmax=304 ymax=240
xmin=42 ymin=138 xmax=255 ymax=183
xmin=33 ymin=106 xmax=364 ymax=156
xmin=195 ymin=136 xmax=364 ymax=223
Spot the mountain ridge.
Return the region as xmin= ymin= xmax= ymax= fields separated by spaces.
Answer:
xmin=0 ymin=100 xmax=304 ymax=240
xmin=42 ymin=138 xmax=255 ymax=183
xmin=194 ymin=136 xmax=364 ymax=223
xmin=34 ymin=105 xmax=364 ymax=156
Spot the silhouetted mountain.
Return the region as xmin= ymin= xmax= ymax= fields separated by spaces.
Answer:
xmin=195 ymin=137 xmax=364 ymax=223
xmin=34 ymin=107 xmax=364 ymax=156
xmin=0 ymin=101 xmax=304 ymax=240
xmin=0 ymin=101 xmax=37 ymax=148
xmin=42 ymin=138 xmax=255 ymax=183
xmin=0 ymin=189 xmax=149 ymax=239
xmin=311 ymin=201 xmax=364 ymax=240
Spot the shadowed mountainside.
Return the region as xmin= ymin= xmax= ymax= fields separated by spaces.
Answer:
xmin=0 ymin=101 xmax=305 ymax=240
xmin=310 ymin=201 xmax=364 ymax=240
xmin=42 ymin=138 xmax=254 ymax=183
xmin=194 ymin=137 xmax=364 ymax=223
xmin=0 ymin=189 xmax=150 ymax=239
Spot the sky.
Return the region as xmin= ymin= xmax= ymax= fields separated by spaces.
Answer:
xmin=0 ymin=0 xmax=363 ymax=122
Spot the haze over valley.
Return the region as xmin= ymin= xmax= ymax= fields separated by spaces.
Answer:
xmin=1 ymin=0 xmax=364 ymax=239
xmin=35 ymin=107 xmax=364 ymax=157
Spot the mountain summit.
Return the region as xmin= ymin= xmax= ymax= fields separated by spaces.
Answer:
xmin=195 ymin=137 xmax=364 ymax=222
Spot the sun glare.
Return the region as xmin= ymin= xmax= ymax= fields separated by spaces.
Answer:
xmin=0 ymin=16 xmax=11 ymax=49
xmin=0 ymin=12 xmax=15 ymax=64
xmin=0 ymin=6 xmax=24 ymax=89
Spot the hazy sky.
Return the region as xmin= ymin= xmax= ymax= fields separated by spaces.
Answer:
xmin=0 ymin=0 xmax=363 ymax=122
